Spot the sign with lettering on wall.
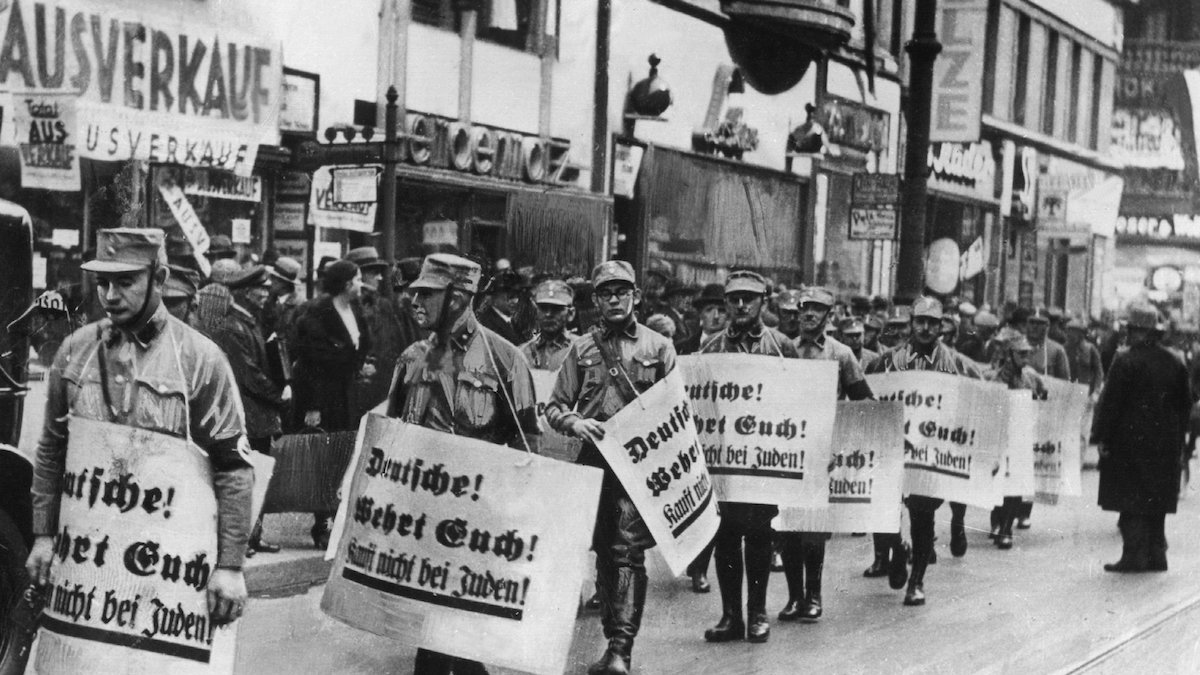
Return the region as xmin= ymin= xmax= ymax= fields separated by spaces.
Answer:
xmin=849 ymin=173 xmax=899 ymax=240
xmin=930 ymin=0 xmax=988 ymax=143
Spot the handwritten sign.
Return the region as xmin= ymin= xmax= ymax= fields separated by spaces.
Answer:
xmin=593 ymin=369 xmax=720 ymax=575
xmin=13 ymin=93 xmax=79 ymax=190
xmin=321 ymin=415 xmax=601 ymax=675
xmin=777 ymin=401 xmax=905 ymax=533
xmin=530 ymin=369 xmax=582 ymax=463
xmin=679 ymin=355 xmax=837 ymax=508
xmin=36 ymin=418 xmax=238 ymax=675
xmin=158 ymin=183 xmax=212 ymax=277
xmin=867 ymin=371 xmax=1008 ymax=507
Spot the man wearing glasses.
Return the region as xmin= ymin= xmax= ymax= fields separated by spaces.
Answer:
xmin=546 ymin=261 xmax=676 ymax=675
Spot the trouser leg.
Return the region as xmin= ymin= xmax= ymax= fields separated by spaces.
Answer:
xmin=712 ymin=517 xmax=744 ymax=620
xmin=907 ymin=496 xmax=943 ymax=588
xmin=778 ymin=531 xmax=805 ymax=601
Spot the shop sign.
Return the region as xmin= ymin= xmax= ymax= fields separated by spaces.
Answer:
xmin=959 ymin=236 xmax=984 ymax=280
xmin=927 ymin=141 xmax=995 ymax=202
xmin=817 ymin=96 xmax=889 ymax=159
xmin=13 ymin=92 xmax=79 ymax=190
xmin=1109 ymin=108 xmax=1185 ymax=170
xmin=280 ymin=69 xmax=318 ymax=135
xmin=1116 ymin=214 xmax=1200 ymax=241
xmin=403 ymin=111 xmax=570 ymax=184
xmin=182 ymin=168 xmax=262 ymax=202
xmin=308 ymin=165 xmax=377 ymax=233
xmin=274 ymin=202 xmax=306 ymax=232
xmin=612 ymin=142 xmax=644 ymax=198
xmin=1039 ymin=156 xmax=1123 ymax=238
xmin=0 ymin=0 xmax=282 ymax=177
xmin=930 ymin=0 xmax=987 ymax=142
xmin=331 ymin=167 xmax=377 ymax=204
xmin=422 ymin=218 xmax=458 ymax=247
xmin=848 ymin=173 xmax=898 ymax=240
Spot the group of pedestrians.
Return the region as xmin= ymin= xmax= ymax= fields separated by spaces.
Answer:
xmin=26 ymin=228 xmax=1195 ymax=675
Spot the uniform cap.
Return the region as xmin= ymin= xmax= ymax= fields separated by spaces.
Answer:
xmin=410 ymin=253 xmax=483 ymax=293
xmin=346 ymin=246 xmax=389 ymax=271
xmin=228 ymin=265 xmax=271 ymax=290
xmin=1029 ymin=308 xmax=1051 ymax=323
xmin=533 ymin=279 xmax=575 ymax=306
xmin=1066 ymin=317 xmax=1088 ymax=331
xmin=81 ymin=228 xmax=167 ymax=274
xmin=1047 ymin=306 xmax=1065 ymax=320
xmin=838 ymin=318 xmax=864 ymax=335
xmin=725 ymin=270 xmax=767 ymax=295
xmin=996 ymin=327 xmax=1032 ymax=352
xmin=864 ymin=315 xmax=883 ymax=331
xmin=776 ymin=289 xmax=803 ymax=311
xmin=269 ymin=257 xmax=302 ymax=284
xmin=957 ymin=301 xmax=978 ymax=317
xmin=911 ymin=296 xmax=944 ymax=320
xmin=163 ymin=264 xmax=200 ymax=300
xmin=973 ymin=310 xmax=1000 ymax=328
xmin=592 ymin=260 xmax=637 ymax=288
xmin=798 ymin=286 xmax=836 ymax=308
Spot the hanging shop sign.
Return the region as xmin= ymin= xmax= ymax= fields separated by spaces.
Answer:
xmin=0 ymin=0 xmax=282 ymax=177
xmin=13 ymin=92 xmax=79 ymax=190
xmin=927 ymin=141 xmax=996 ymax=202
xmin=818 ymin=96 xmax=890 ymax=161
xmin=1039 ymin=156 xmax=1123 ymax=238
xmin=309 ymin=165 xmax=377 ymax=233
xmin=848 ymin=173 xmax=899 ymax=240
xmin=930 ymin=0 xmax=988 ymax=143
xmin=280 ymin=68 xmax=319 ymax=136
xmin=182 ymin=168 xmax=262 ymax=202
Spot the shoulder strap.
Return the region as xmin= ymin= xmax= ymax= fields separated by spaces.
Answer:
xmin=589 ymin=326 xmax=639 ymax=402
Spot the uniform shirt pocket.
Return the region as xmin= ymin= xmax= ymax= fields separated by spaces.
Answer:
xmin=630 ymin=356 xmax=661 ymax=392
xmin=455 ymin=369 xmax=500 ymax=431
xmin=131 ymin=373 xmax=189 ymax=437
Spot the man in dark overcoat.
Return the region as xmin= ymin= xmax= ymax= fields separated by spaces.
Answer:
xmin=1093 ymin=302 xmax=1192 ymax=572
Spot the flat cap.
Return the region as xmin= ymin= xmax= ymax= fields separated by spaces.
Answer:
xmin=410 ymin=253 xmax=483 ymax=293
xmin=726 ymin=270 xmax=767 ymax=295
xmin=533 ymin=279 xmax=575 ymax=306
xmin=228 ymin=264 xmax=271 ymax=290
xmin=82 ymin=228 xmax=167 ymax=274
xmin=592 ymin=260 xmax=636 ymax=288
xmin=209 ymin=259 xmax=243 ymax=286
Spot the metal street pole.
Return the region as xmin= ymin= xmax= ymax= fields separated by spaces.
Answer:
xmin=381 ymin=86 xmax=399 ymax=275
xmin=895 ymin=0 xmax=941 ymax=305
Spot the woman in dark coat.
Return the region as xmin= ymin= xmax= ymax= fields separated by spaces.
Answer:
xmin=292 ymin=259 xmax=373 ymax=547
xmin=1092 ymin=303 xmax=1192 ymax=572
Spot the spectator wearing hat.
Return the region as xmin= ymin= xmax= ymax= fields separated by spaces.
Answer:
xmin=198 ymin=265 xmax=289 ymax=557
xmin=293 ymin=259 xmax=373 ymax=548
xmin=1093 ymin=302 xmax=1191 ymax=573
xmin=778 ymin=286 xmax=874 ymax=622
xmin=478 ymin=268 xmax=526 ymax=346
xmin=866 ymin=297 xmax=983 ymax=606
xmin=1065 ymin=317 xmax=1104 ymax=396
xmin=838 ymin=317 xmax=877 ymax=369
xmin=545 ymin=260 xmax=676 ymax=675
xmin=986 ymin=329 xmax=1048 ymax=549
xmin=520 ymin=279 xmax=579 ymax=371
xmin=345 ymin=246 xmax=402 ymax=419
xmin=775 ymin=289 xmax=803 ymax=340
xmin=27 ymin=228 xmax=253 ymax=629
xmin=206 ymin=234 xmax=237 ymax=261
xmin=162 ymin=264 xmax=200 ymax=322
xmin=388 ymin=253 xmax=540 ymax=675
xmin=367 ymin=258 xmax=426 ymax=397
xmin=678 ymin=283 xmax=727 ymax=354
xmin=695 ymin=271 xmax=798 ymax=645
xmin=659 ymin=278 xmax=697 ymax=355
xmin=939 ymin=314 xmax=960 ymax=351
xmin=959 ymin=310 xmax=998 ymax=364
xmin=262 ymin=256 xmax=304 ymax=338
xmin=1047 ymin=306 xmax=1068 ymax=344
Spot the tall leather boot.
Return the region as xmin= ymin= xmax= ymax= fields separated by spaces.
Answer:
xmin=589 ymin=568 xmax=645 ymax=675
xmin=801 ymin=540 xmax=824 ymax=621
xmin=777 ymin=532 xmax=805 ymax=620
xmin=705 ymin=530 xmax=745 ymax=642
xmin=905 ymin=510 xmax=934 ymax=606
xmin=989 ymin=507 xmax=1001 ymax=540
xmin=864 ymin=534 xmax=890 ymax=577
xmin=950 ymin=503 xmax=967 ymax=557
xmin=744 ymin=528 xmax=772 ymax=643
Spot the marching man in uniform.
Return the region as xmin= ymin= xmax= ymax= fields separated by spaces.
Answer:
xmin=26 ymin=228 xmax=254 ymax=626
xmin=546 ymin=261 xmax=676 ymax=675
xmin=386 ymin=253 xmax=541 ymax=675
xmin=697 ymin=271 xmax=799 ymax=644
xmin=520 ymin=279 xmax=580 ymax=371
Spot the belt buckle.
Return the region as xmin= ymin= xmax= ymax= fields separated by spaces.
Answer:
xmin=608 ymin=367 xmax=620 ymax=377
